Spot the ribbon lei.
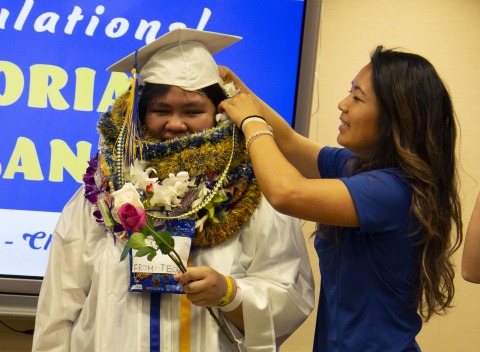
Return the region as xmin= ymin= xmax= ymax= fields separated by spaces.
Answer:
xmin=114 ymin=50 xmax=143 ymax=186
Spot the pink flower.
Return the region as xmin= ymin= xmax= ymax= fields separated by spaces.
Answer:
xmin=146 ymin=183 xmax=154 ymax=199
xmin=117 ymin=203 xmax=147 ymax=232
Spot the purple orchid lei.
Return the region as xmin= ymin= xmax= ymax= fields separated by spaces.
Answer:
xmin=82 ymin=153 xmax=105 ymax=224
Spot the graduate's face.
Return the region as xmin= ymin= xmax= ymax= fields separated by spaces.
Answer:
xmin=336 ymin=63 xmax=380 ymax=155
xmin=144 ymin=86 xmax=216 ymax=141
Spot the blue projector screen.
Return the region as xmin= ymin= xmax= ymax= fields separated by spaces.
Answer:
xmin=0 ymin=0 xmax=317 ymax=282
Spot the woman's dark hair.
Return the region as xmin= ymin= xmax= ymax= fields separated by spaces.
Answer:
xmin=138 ymin=82 xmax=227 ymax=123
xmin=368 ymin=46 xmax=463 ymax=321
xmin=318 ymin=46 xmax=463 ymax=321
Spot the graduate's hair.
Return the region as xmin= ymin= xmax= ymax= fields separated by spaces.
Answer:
xmin=138 ymin=82 xmax=227 ymax=123
xmin=347 ymin=46 xmax=463 ymax=321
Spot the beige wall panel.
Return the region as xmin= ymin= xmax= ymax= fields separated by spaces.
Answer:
xmin=284 ymin=0 xmax=480 ymax=351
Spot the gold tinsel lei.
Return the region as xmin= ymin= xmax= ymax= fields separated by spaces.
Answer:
xmin=96 ymin=91 xmax=262 ymax=248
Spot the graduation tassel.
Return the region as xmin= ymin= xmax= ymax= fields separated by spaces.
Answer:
xmin=114 ymin=51 xmax=143 ymax=187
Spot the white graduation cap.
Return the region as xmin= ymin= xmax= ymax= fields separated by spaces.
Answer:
xmin=108 ymin=28 xmax=242 ymax=91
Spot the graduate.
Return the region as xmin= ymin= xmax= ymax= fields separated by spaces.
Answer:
xmin=32 ymin=28 xmax=314 ymax=352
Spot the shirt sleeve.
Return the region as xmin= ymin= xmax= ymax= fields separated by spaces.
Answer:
xmin=341 ymin=169 xmax=412 ymax=233
xmin=317 ymin=146 xmax=353 ymax=178
xmin=319 ymin=147 xmax=412 ymax=234
xmin=227 ymin=198 xmax=316 ymax=350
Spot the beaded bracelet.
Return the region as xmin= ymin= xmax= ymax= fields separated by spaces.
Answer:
xmin=219 ymin=283 xmax=243 ymax=312
xmin=240 ymin=115 xmax=267 ymax=133
xmin=245 ymin=126 xmax=274 ymax=153
xmin=217 ymin=276 xmax=233 ymax=307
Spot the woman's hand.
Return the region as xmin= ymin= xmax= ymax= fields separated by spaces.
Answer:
xmin=218 ymin=65 xmax=251 ymax=94
xmin=175 ymin=266 xmax=231 ymax=307
xmin=219 ymin=93 xmax=263 ymax=128
xmin=218 ymin=65 xmax=266 ymax=128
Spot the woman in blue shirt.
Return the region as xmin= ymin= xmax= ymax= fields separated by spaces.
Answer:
xmin=219 ymin=46 xmax=463 ymax=351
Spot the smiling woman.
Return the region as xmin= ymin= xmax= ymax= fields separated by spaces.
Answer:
xmin=219 ymin=45 xmax=463 ymax=351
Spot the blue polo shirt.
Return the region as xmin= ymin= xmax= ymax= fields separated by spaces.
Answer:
xmin=313 ymin=147 xmax=422 ymax=351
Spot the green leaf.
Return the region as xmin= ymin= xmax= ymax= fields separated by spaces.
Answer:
xmin=120 ymin=243 xmax=131 ymax=262
xmin=147 ymin=252 xmax=157 ymax=261
xmin=135 ymin=246 xmax=156 ymax=257
xmin=152 ymin=230 xmax=175 ymax=255
xmin=127 ymin=232 xmax=147 ymax=249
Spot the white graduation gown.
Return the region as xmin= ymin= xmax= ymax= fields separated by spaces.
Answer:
xmin=32 ymin=187 xmax=315 ymax=352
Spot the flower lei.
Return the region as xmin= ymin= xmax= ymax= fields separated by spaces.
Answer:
xmin=84 ymin=85 xmax=262 ymax=248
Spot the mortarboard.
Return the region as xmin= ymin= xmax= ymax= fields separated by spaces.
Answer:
xmin=108 ymin=28 xmax=242 ymax=91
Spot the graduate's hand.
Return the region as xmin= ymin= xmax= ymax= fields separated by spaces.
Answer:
xmin=174 ymin=266 xmax=230 ymax=308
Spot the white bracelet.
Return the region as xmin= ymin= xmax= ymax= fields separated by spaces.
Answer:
xmin=241 ymin=116 xmax=267 ymax=133
xmin=218 ymin=282 xmax=243 ymax=312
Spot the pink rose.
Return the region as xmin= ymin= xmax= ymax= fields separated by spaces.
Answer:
xmin=117 ymin=203 xmax=147 ymax=232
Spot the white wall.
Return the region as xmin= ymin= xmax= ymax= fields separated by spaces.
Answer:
xmin=284 ymin=0 xmax=480 ymax=351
